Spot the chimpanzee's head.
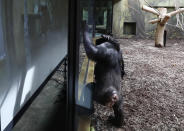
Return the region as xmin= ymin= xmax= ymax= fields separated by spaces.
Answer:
xmin=102 ymin=87 xmax=119 ymax=107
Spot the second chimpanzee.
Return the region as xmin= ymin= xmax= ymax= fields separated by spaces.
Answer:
xmin=83 ymin=24 xmax=125 ymax=127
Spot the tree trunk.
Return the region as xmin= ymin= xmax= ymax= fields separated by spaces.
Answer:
xmin=155 ymin=8 xmax=167 ymax=47
xmin=142 ymin=5 xmax=184 ymax=47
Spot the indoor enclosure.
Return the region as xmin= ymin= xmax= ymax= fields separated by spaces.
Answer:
xmin=0 ymin=0 xmax=184 ymax=131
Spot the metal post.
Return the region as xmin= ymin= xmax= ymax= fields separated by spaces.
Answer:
xmin=67 ymin=0 xmax=80 ymax=130
xmin=92 ymin=0 xmax=96 ymax=37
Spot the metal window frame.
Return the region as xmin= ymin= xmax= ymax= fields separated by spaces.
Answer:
xmin=66 ymin=0 xmax=80 ymax=130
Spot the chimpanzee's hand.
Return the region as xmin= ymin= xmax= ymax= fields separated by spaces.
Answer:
xmin=82 ymin=21 xmax=89 ymax=32
xmin=101 ymin=34 xmax=119 ymax=46
xmin=101 ymin=34 xmax=114 ymax=41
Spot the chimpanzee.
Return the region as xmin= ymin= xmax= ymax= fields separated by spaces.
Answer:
xmin=83 ymin=23 xmax=125 ymax=127
xmin=95 ymin=35 xmax=125 ymax=78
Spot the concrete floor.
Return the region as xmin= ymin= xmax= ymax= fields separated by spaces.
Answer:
xmin=13 ymin=77 xmax=66 ymax=131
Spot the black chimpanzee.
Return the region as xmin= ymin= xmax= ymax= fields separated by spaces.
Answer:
xmin=83 ymin=23 xmax=125 ymax=127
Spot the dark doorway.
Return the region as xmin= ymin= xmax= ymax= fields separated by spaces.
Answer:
xmin=123 ymin=22 xmax=136 ymax=35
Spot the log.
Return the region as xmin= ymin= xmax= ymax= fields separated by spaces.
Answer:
xmin=155 ymin=8 xmax=167 ymax=47
xmin=142 ymin=5 xmax=159 ymax=16
xmin=167 ymin=8 xmax=184 ymax=17
xmin=149 ymin=19 xmax=160 ymax=24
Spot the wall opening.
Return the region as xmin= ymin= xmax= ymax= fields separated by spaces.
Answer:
xmin=123 ymin=22 xmax=136 ymax=35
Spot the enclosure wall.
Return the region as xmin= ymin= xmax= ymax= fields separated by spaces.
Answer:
xmin=112 ymin=0 xmax=184 ymax=38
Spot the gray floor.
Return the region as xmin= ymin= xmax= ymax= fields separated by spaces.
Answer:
xmin=13 ymin=70 xmax=66 ymax=131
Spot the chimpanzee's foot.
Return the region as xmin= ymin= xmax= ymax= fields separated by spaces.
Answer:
xmin=107 ymin=115 xmax=124 ymax=127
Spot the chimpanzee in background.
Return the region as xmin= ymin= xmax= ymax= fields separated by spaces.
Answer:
xmin=83 ymin=23 xmax=125 ymax=127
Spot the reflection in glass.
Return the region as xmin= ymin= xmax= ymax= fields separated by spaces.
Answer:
xmin=76 ymin=0 xmax=113 ymax=109
xmin=0 ymin=18 xmax=5 ymax=60
xmin=0 ymin=0 xmax=68 ymax=130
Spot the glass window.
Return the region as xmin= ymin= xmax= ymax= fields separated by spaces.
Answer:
xmin=0 ymin=0 xmax=68 ymax=130
xmin=23 ymin=0 xmax=68 ymax=96
xmin=72 ymin=0 xmax=113 ymax=130
xmin=76 ymin=0 xmax=95 ymax=110
xmin=76 ymin=0 xmax=113 ymax=110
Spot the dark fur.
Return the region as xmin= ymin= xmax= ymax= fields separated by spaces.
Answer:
xmin=83 ymin=24 xmax=124 ymax=126
xmin=96 ymin=35 xmax=125 ymax=78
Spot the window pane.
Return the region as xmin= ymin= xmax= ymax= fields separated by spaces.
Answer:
xmin=76 ymin=0 xmax=113 ymax=109
xmin=0 ymin=0 xmax=68 ymax=130
xmin=0 ymin=9 xmax=5 ymax=60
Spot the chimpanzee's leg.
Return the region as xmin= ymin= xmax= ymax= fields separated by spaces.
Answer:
xmin=108 ymin=97 xmax=124 ymax=127
xmin=119 ymin=51 xmax=125 ymax=78
xmin=84 ymin=82 xmax=96 ymax=99
xmin=121 ymin=58 xmax=125 ymax=78
xmin=113 ymin=99 xmax=124 ymax=126
xmin=89 ymin=82 xmax=100 ymax=103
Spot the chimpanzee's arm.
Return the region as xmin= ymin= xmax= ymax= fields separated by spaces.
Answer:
xmin=83 ymin=24 xmax=116 ymax=63
xmin=83 ymin=24 xmax=98 ymax=61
